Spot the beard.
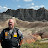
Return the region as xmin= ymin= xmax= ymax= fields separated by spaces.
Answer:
xmin=9 ymin=25 xmax=13 ymax=29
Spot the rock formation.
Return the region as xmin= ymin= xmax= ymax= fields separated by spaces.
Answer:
xmin=1 ymin=7 xmax=48 ymax=22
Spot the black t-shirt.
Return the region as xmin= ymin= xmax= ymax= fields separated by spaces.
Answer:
xmin=0 ymin=27 xmax=23 ymax=47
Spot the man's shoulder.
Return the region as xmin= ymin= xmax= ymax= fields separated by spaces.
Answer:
xmin=14 ymin=27 xmax=21 ymax=33
xmin=3 ymin=27 xmax=9 ymax=31
xmin=14 ymin=27 xmax=19 ymax=30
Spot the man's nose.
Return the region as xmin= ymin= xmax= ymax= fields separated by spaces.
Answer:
xmin=9 ymin=23 xmax=12 ymax=25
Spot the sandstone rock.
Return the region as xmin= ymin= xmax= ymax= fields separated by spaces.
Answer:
xmin=42 ymin=32 xmax=48 ymax=38
xmin=26 ymin=39 xmax=35 ymax=44
xmin=35 ymin=31 xmax=48 ymax=38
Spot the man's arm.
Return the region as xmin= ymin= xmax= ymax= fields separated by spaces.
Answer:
xmin=0 ymin=34 xmax=2 ymax=43
xmin=0 ymin=40 xmax=2 ymax=42
xmin=19 ymin=39 xmax=23 ymax=46
xmin=0 ymin=29 xmax=4 ymax=43
xmin=18 ymin=30 xmax=23 ymax=46
xmin=0 ymin=34 xmax=2 ymax=46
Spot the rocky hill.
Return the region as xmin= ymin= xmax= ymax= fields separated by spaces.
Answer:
xmin=1 ymin=7 xmax=48 ymax=22
xmin=0 ymin=13 xmax=12 ymax=21
xmin=0 ymin=18 xmax=48 ymax=44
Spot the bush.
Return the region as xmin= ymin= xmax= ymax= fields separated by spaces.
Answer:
xmin=21 ymin=42 xmax=48 ymax=48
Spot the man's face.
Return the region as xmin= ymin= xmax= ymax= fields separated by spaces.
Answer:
xmin=8 ymin=19 xmax=14 ymax=29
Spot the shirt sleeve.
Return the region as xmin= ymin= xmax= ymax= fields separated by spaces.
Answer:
xmin=0 ymin=29 xmax=4 ymax=40
xmin=18 ymin=30 xmax=23 ymax=41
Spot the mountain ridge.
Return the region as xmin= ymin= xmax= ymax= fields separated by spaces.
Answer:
xmin=0 ymin=7 xmax=48 ymax=22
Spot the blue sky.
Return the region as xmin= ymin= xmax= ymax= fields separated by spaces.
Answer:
xmin=0 ymin=0 xmax=48 ymax=12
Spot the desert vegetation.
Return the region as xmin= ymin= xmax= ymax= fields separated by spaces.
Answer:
xmin=21 ymin=39 xmax=48 ymax=48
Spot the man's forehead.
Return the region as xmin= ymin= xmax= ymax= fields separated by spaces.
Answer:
xmin=9 ymin=19 xmax=14 ymax=23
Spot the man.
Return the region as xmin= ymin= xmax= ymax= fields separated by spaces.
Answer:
xmin=0 ymin=19 xmax=23 ymax=48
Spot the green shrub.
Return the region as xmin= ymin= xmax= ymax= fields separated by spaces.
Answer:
xmin=21 ymin=42 xmax=48 ymax=48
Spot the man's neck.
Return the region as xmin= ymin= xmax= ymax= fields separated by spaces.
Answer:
xmin=9 ymin=27 xmax=14 ymax=30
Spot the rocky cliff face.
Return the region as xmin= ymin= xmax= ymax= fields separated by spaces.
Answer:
xmin=0 ymin=7 xmax=48 ymax=22
xmin=0 ymin=13 xmax=12 ymax=21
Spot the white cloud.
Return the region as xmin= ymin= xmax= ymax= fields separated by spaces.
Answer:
xmin=30 ymin=6 xmax=34 ymax=9
xmin=29 ymin=5 xmax=45 ymax=9
xmin=32 ymin=3 xmax=34 ymax=5
xmin=24 ymin=0 xmax=32 ymax=2
xmin=40 ymin=5 xmax=44 ymax=8
xmin=17 ymin=5 xmax=21 ymax=8
xmin=3 ymin=6 xmax=8 ymax=9
xmin=0 ymin=6 xmax=2 ymax=10
xmin=0 ymin=6 xmax=9 ymax=12
xmin=35 ymin=6 xmax=39 ymax=8
xmin=25 ymin=3 xmax=34 ymax=8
